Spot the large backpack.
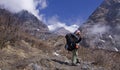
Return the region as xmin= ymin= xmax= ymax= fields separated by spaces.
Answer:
xmin=65 ymin=33 xmax=79 ymax=51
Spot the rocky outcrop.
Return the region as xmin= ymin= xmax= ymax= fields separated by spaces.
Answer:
xmin=79 ymin=0 xmax=120 ymax=51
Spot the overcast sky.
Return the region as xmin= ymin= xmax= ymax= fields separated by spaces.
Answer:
xmin=0 ymin=0 xmax=104 ymax=32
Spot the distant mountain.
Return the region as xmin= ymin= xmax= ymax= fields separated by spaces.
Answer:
xmin=52 ymin=27 xmax=70 ymax=36
xmin=0 ymin=8 xmax=49 ymax=38
xmin=14 ymin=10 xmax=49 ymax=36
xmin=79 ymin=0 xmax=120 ymax=51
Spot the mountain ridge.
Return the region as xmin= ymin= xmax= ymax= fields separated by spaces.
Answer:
xmin=79 ymin=0 xmax=120 ymax=51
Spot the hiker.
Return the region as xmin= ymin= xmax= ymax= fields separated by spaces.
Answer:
xmin=65 ymin=30 xmax=82 ymax=66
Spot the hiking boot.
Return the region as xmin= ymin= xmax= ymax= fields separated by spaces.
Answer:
xmin=71 ymin=63 xmax=77 ymax=66
xmin=76 ymin=63 xmax=80 ymax=65
xmin=71 ymin=63 xmax=80 ymax=66
xmin=76 ymin=59 xmax=80 ymax=64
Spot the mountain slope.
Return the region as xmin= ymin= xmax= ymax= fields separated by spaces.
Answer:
xmin=0 ymin=8 xmax=20 ymax=48
xmin=0 ymin=8 xmax=50 ymax=48
xmin=79 ymin=0 xmax=120 ymax=51
xmin=14 ymin=10 xmax=49 ymax=37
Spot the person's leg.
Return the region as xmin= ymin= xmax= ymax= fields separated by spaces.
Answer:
xmin=72 ymin=49 xmax=78 ymax=64
xmin=75 ymin=49 xmax=80 ymax=64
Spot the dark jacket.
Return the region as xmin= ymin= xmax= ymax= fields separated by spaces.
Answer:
xmin=72 ymin=33 xmax=82 ymax=43
xmin=65 ymin=33 xmax=82 ymax=46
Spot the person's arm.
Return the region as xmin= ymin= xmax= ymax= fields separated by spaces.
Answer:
xmin=76 ymin=36 xmax=82 ymax=43
xmin=72 ymin=34 xmax=82 ymax=43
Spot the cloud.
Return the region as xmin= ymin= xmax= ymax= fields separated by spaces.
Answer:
xmin=0 ymin=0 xmax=82 ymax=33
xmin=91 ymin=24 xmax=109 ymax=34
xmin=36 ymin=0 xmax=47 ymax=9
xmin=46 ymin=16 xmax=79 ymax=33
xmin=0 ymin=0 xmax=47 ymax=20
xmin=86 ymin=24 xmax=110 ymax=35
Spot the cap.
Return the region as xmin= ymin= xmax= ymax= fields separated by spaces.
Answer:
xmin=74 ymin=30 xmax=81 ymax=34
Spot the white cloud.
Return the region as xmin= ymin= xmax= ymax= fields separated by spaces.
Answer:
xmin=36 ymin=0 xmax=47 ymax=9
xmin=46 ymin=16 xmax=79 ymax=33
xmin=92 ymin=24 xmax=106 ymax=34
xmin=88 ymin=24 xmax=110 ymax=35
xmin=0 ymin=0 xmax=47 ymax=20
